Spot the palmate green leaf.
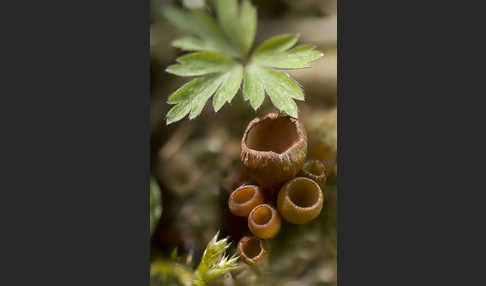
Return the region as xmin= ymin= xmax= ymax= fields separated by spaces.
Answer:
xmin=166 ymin=64 xmax=243 ymax=124
xmin=166 ymin=52 xmax=238 ymax=77
xmin=213 ymin=65 xmax=243 ymax=112
xmin=259 ymin=67 xmax=304 ymax=101
xmin=215 ymin=0 xmax=239 ymax=47
xmin=258 ymin=68 xmax=301 ymax=118
xmin=243 ymin=64 xmax=265 ymax=110
xmin=214 ymin=0 xmax=257 ymax=56
xmin=251 ymin=34 xmax=324 ymax=69
xmin=163 ymin=3 xmax=323 ymax=124
xmin=244 ymin=64 xmax=303 ymax=117
xmin=252 ymin=34 xmax=299 ymax=55
xmin=164 ymin=7 xmax=239 ymax=58
xmin=239 ymin=0 xmax=257 ymax=55
xmin=171 ymin=37 xmax=215 ymax=53
xmin=253 ymin=45 xmax=324 ymax=69
xmin=166 ymin=74 xmax=223 ymax=124
xmin=166 ymin=101 xmax=191 ymax=125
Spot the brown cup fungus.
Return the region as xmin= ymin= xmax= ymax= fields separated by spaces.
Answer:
xmin=248 ymin=204 xmax=281 ymax=239
xmin=228 ymin=185 xmax=265 ymax=217
xmin=300 ymin=159 xmax=328 ymax=188
xmin=241 ymin=112 xmax=307 ymax=189
xmin=277 ymin=177 xmax=324 ymax=224
xmin=237 ymin=236 xmax=267 ymax=265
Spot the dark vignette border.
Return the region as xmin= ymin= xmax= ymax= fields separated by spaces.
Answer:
xmin=336 ymin=0 xmax=480 ymax=284
xmin=1 ymin=0 xmax=150 ymax=285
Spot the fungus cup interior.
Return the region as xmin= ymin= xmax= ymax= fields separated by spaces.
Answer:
xmin=232 ymin=186 xmax=255 ymax=204
xmin=303 ymin=160 xmax=326 ymax=176
xmin=242 ymin=237 xmax=263 ymax=259
xmin=288 ymin=179 xmax=320 ymax=208
xmin=246 ymin=117 xmax=300 ymax=154
xmin=251 ymin=205 xmax=272 ymax=225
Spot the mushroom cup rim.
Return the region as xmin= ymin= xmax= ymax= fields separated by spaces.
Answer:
xmin=230 ymin=185 xmax=261 ymax=207
xmin=249 ymin=203 xmax=277 ymax=228
xmin=283 ymin=177 xmax=323 ymax=210
xmin=241 ymin=112 xmax=306 ymax=158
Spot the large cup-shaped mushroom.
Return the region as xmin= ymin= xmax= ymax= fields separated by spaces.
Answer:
xmin=248 ymin=204 xmax=281 ymax=239
xmin=237 ymin=236 xmax=267 ymax=265
xmin=228 ymin=185 xmax=265 ymax=217
xmin=277 ymin=177 xmax=324 ymax=224
xmin=241 ymin=112 xmax=308 ymax=189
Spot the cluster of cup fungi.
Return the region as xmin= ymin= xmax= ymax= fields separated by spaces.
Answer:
xmin=228 ymin=112 xmax=329 ymax=265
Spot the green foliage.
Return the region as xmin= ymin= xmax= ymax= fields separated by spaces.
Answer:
xmin=166 ymin=52 xmax=238 ymax=77
xmin=151 ymin=232 xmax=238 ymax=286
xmin=214 ymin=0 xmax=256 ymax=56
xmin=164 ymin=7 xmax=239 ymax=57
xmin=244 ymin=64 xmax=303 ymax=117
xmin=150 ymin=177 xmax=162 ymax=235
xmin=195 ymin=232 xmax=239 ymax=282
xmin=164 ymin=0 xmax=323 ymax=124
xmin=251 ymin=34 xmax=323 ymax=69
